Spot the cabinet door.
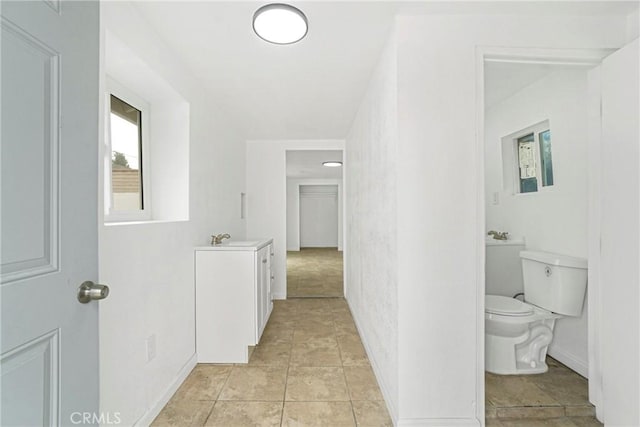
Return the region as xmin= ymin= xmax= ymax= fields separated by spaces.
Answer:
xmin=256 ymin=246 xmax=272 ymax=341
xmin=268 ymin=244 xmax=274 ymax=307
xmin=255 ymin=246 xmax=266 ymax=341
xmin=265 ymin=244 xmax=273 ymax=319
xmin=255 ymin=249 xmax=264 ymax=342
xmin=196 ymin=250 xmax=254 ymax=362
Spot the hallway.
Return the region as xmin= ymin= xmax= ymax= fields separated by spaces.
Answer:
xmin=287 ymin=248 xmax=343 ymax=298
xmin=152 ymin=298 xmax=391 ymax=426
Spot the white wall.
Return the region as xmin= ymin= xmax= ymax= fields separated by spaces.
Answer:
xmin=598 ymin=39 xmax=639 ymax=426
xmin=391 ymin=13 xmax=626 ymax=425
xmin=99 ymin=3 xmax=246 ymax=425
xmin=246 ymin=140 xmax=344 ymax=299
xmin=286 ymin=179 xmax=343 ymax=251
xmin=485 ymin=69 xmax=591 ymax=376
xmin=286 ymin=179 xmax=299 ymax=251
xmin=628 ymin=9 xmax=639 ymax=41
xmin=345 ymin=31 xmax=399 ymax=422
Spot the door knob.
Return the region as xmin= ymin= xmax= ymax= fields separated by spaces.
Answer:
xmin=77 ymin=281 xmax=110 ymax=303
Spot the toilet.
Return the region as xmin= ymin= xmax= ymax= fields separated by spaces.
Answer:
xmin=485 ymin=247 xmax=588 ymax=375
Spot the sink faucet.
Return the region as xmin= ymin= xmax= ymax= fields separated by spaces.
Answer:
xmin=211 ymin=233 xmax=231 ymax=245
xmin=488 ymin=230 xmax=509 ymax=240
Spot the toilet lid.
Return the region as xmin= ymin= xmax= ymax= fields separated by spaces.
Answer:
xmin=486 ymin=295 xmax=533 ymax=316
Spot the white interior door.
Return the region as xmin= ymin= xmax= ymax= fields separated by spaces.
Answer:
xmin=1 ymin=2 xmax=102 ymax=425
xmin=598 ymin=38 xmax=639 ymax=426
xmin=300 ymin=185 xmax=339 ymax=247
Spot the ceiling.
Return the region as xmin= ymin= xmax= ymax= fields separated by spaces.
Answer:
xmin=133 ymin=1 xmax=399 ymax=140
xmin=131 ymin=1 xmax=638 ymax=140
xmin=286 ymin=150 xmax=343 ymax=179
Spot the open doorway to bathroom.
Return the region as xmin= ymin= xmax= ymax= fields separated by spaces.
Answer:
xmin=482 ymin=51 xmax=608 ymax=424
xmin=286 ymin=150 xmax=344 ymax=298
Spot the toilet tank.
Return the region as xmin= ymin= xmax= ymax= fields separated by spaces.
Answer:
xmin=521 ymin=250 xmax=588 ymax=316
xmin=486 ymin=237 xmax=526 ymax=296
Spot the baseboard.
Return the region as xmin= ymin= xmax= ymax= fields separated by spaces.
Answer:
xmin=548 ymin=346 xmax=588 ymax=378
xmin=134 ymin=353 xmax=197 ymax=426
xmin=346 ymin=298 xmax=399 ymax=424
xmin=397 ymin=417 xmax=480 ymax=426
xmin=272 ymin=292 xmax=287 ymax=300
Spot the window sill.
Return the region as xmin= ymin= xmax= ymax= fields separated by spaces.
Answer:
xmin=104 ymin=219 xmax=189 ymax=227
xmin=512 ymin=187 xmax=556 ymax=197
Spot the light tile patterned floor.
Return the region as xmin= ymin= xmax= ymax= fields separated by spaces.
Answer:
xmin=287 ymin=248 xmax=343 ymax=298
xmin=154 ymin=246 xmax=600 ymax=426
xmin=486 ymin=357 xmax=602 ymax=426
xmin=152 ymin=298 xmax=392 ymax=426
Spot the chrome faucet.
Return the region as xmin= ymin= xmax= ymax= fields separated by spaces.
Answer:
xmin=488 ymin=230 xmax=509 ymax=240
xmin=211 ymin=233 xmax=231 ymax=245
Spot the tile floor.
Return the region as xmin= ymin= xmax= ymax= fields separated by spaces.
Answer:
xmin=155 ymin=246 xmax=601 ymax=427
xmin=287 ymin=248 xmax=343 ymax=298
xmin=152 ymin=298 xmax=392 ymax=426
xmin=486 ymin=357 xmax=602 ymax=426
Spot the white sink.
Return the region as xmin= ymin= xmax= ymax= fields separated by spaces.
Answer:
xmin=220 ymin=240 xmax=261 ymax=247
xmin=196 ymin=238 xmax=273 ymax=251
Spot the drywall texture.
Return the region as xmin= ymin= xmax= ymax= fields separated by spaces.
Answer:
xmin=345 ymin=33 xmax=399 ymax=420
xmin=246 ymin=140 xmax=345 ymax=300
xmin=485 ymin=69 xmax=591 ymax=376
xmin=393 ymin=13 xmax=627 ymax=425
xmin=99 ymin=3 xmax=246 ymax=425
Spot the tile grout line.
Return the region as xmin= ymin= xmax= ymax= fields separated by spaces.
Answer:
xmin=280 ymin=306 xmax=297 ymax=427
xmin=197 ymin=365 xmax=234 ymax=426
xmin=280 ymin=363 xmax=289 ymax=427
xmin=334 ymin=305 xmax=358 ymax=426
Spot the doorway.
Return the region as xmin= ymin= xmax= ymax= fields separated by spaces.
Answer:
xmin=285 ymin=150 xmax=344 ymax=298
xmin=479 ymin=48 xmax=613 ymax=424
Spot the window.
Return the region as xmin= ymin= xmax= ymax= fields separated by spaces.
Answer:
xmin=110 ymin=95 xmax=143 ymax=210
xmin=105 ymin=80 xmax=150 ymax=221
xmin=503 ymin=121 xmax=554 ymax=195
xmin=104 ymin=33 xmax=190 ymax=224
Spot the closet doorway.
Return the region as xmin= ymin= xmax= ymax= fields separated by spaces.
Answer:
xmin=300 ymin=185 xmax=339 ymax=247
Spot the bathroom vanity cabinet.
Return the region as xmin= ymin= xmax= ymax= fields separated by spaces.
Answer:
xmin=195 ymin=239 xmax=274 ymax=363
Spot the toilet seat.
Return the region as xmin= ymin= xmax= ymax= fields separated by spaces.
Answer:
xmin=486 ymin=295 xmax=533 ymax=316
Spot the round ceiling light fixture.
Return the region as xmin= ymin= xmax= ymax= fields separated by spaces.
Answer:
xmin=253 ymin=3 xmax=308 ymax=45
xmin=322 ymin=161 xmax=343 ymax=167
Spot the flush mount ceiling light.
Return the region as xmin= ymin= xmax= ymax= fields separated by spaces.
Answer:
xmin=253 ymin=3 xmax=308 ymax=45
xmin=322 ymin=161 xmax=342 ymax=167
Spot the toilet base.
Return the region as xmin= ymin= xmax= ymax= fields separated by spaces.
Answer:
xmin=485 ymin=313 xmax=559 ymax=375
xmin=514 ymin=360 xmax=549 ymax=375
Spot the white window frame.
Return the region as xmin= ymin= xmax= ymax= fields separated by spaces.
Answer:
xmin=501 ymin=120 xmax=554 ymax=196
xmin=104 ymin=78 xmax=151 ymax=222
